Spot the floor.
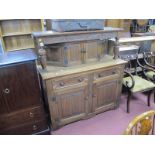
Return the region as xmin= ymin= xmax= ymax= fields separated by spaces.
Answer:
xmin=52 ymin=92 xmax=155 ymax=135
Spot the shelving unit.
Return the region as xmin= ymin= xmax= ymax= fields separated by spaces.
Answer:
xmin=0 ymin=19 xmax=44 ymax=52
xmin=105 ymin=19 xmax=131 ymax=32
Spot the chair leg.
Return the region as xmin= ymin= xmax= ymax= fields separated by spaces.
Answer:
xmin=148 ymin=90 xmax=152 ymax=107
xmin=154 ymin=92 xmax=155 ymax=103
xmin=127 ymin=91 xmax=132 ymax=113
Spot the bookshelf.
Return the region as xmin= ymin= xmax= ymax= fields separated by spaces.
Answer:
xmin=0 ymin=19 xmax=44 ymax=52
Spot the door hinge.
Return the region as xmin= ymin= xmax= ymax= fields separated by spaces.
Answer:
xmin=81 ymin=50 xmax=86 ymax=53
xmin=52 ymin=96 xmax=56 ymax=102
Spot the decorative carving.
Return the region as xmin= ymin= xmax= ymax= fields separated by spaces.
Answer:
xmin=113 ymin=37 xmax=119 ymax=59
xmin=38 ymin=41 xmax=47 ymax=70
xmin=138 ymin=117 xmax=152 ymax=135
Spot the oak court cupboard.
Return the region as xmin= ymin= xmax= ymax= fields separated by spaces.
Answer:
xmin=32 ymin=28 xmax=126 ymax=130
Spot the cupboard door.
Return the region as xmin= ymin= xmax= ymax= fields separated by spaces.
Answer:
xmin=0 ymin=82 xmax=8 ymax=114
xmin=46 ymin=43 xmax=82 ymax=66
xmin=0 ymin=61 xmax=41 ymax=114
xmin=49 ymin=83 xmax=88 ymax=129
xmin=85 ymin=40 xmax=106 ymax=63
xmin=85 ymin=41 xmax=98 ymax=62
xmin=64 ymin=43 xmax=82 ymax=66
xmin=92 ymin=76 xmax=120 ymax=114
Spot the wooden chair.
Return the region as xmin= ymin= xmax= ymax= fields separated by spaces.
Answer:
xmin=140 ymin=52 xmax=155 ymax=102
xmin=142 ymin=51 xmax=155 ymax=81
xmin=123 ymin=53 xmax=155 ymax=113
xmin=124 ymin=110 xmax=155 ymax=135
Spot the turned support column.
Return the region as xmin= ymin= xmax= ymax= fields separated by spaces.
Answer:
xmin=113 ymin=37 xmax=119 ymax=59
xmin=38 ymin=40 xmax=47 ymax=70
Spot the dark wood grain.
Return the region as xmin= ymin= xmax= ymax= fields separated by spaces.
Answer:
xmin=0 ymin=62 xmax=41 ymax=114
xmin=0 ymin=50 xmax=49 ymax=134
xmin=0 ymin=119 xmax=48 ymax=135
xmin=0 ymin=106 xmax=45 ymax=130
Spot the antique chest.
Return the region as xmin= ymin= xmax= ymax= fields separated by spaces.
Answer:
xmin=0 ymin=50 xmax=49 ymax=134
xmin=47 ymin=19 xmax=105 ymax=32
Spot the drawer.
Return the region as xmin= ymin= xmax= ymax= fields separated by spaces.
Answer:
xmin=0 ymin=120 xmax=48 ymax=135
xmin=94 ymin=67 xmax=122 ymax=80
xmin=0 ymin=106 xmax=46 ymax=130
xmin=52 ymin=74 xmax=88 ymax=89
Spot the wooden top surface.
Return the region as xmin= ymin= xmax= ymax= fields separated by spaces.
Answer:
xmin=32 ymin=27 xmax=123 ymax=38
xmin=0 ymin=49 xmax=37 ymax=66
xmin=38 ymin=55 xmax=126 ymax=80
xmin=133 ymin=32 xmax=155 ymax=36
xmin=119 ymin=45 xmax=139 ymax=51
xmin=119 ymin=36 xmax=155 ymax=43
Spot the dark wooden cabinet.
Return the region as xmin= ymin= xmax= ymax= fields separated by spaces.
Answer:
xmin=0 ymin=50 xmax=49 ymax=134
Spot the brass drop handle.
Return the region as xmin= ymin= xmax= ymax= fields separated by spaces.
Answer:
xmin=78 ymin=78 xmax=83 ymax=82
xmin=33 ymin=125 xmax=38 ymax=131
xmin=98 ymin=74 xmax=102 ymax=77
xmin=60 ymin=82 xmax=65 ymax=86
xmin=29 ymin=112 xmax=34 ymax=118
xmin=3 ymin=88 xmax=10 ymax=94
xmin=112 ymin=71 xmax=116 ymax=74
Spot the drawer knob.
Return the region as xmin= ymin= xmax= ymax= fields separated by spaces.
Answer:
xmin=112 ymin=71 xmax=116 ymax=74
xmin=78 ymin=78 xmax=83 ymax=82
xmin=85 ymin=97 xmax=88 ymax=100
xmin=29 ymin=112 xmax=34 ymax=118
xmin=3 ymin=88 xmax=10 ymax=94
xmin=60 ymin=82 xmax=65 ymax=86
xmin=33 ymin=125 xmax=38 ymax=131
xmin=92 ymin=94 xmax=97 ymax=97
xmin=98 ymin=74 xmax=102 ymax=77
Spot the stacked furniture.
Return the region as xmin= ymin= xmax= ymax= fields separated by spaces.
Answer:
xmin=32 ymin=27 xmax=126 ymax=130
xmin=0 ymin=19 xmax=44 ymax=52
xmin=130 ymin=19 xmax=150 ymax=34
xmin=0 ymin=50 xmax=49 ymax=134
xmin=109 ymin=36 xmax=155 ymax=73
xmin=132 ymin=32 xmax=155 ymax=64
xmin=111 ymin=36 xmax=155 ymax=113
